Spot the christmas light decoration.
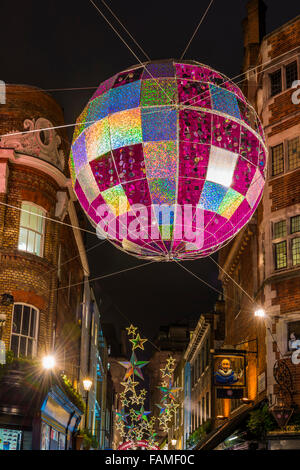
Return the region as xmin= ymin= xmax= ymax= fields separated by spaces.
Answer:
xmin=70 ymin=60 xmax=267 ymax=261
xmin=115 ymin=326 xmax=180 ymax=450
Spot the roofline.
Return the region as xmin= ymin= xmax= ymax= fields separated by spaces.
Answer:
xmin=263 ymin=14 xmax=300 ymax=41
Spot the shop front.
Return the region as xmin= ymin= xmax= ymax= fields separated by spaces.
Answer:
xmin=0 ymin=365 xmax=83 ymax=450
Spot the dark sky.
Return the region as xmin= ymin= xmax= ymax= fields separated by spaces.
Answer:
xmin=1 ymin=0 xmax=299 ymax=347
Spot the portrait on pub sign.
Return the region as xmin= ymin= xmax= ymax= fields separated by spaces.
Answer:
xmin=213 ymin=353 xmax=246 ymax=387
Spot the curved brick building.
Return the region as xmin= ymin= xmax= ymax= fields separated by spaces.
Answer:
xmin=0 ymin=85 xmax=91 ymax=449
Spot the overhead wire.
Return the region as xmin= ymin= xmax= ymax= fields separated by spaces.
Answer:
xmin=101 ymin=0 xmax=151 ymax=61
xmin=180 ymin=0 xmax=215 ymax=60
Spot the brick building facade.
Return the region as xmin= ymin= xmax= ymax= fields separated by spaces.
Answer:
xmin=215 ymin=0 xmax=300 ymax=449
xmin=0 ymin=85 xmax=95 ymax=449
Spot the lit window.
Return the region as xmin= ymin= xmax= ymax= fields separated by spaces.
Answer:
xmin=285 ymin=61 xmax=298 ymax=89
xmin=18 ymin=202 xmax=45 ymax=257
xmin=10 ymin=304 xmax=38 ymax=358
xmin=273 ymin=220 xmax=287 ymax=239
xmin=274 ymin=241 xmax=287 ymax=269
xmin=292 ymin=238 xmax=300 ymax=266
xmin=270 ymin=69 xmax=282 ymax=96
xmin=291 ymin=215 xmax=300 ymax=234
xmin=271 ymin=144 xmax=284 ymax=176
xmin=288 ymin=137 xmax=300 ymax=170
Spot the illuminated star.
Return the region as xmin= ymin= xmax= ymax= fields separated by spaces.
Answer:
xmin=120 ymin=376 xmax=139 ymax=393
xmin=119 ymin=352 xmax=149 ymax=380
xmin=126 ymin=324 xmax=138 ymax=336
xmin=155 ymin=404 xmax=166 ymax=415
xmin=135 ymin=406 xmax=151 ymax=422
xmin=130 ymin=333 xmax=147 ymax=351
xmin=166 ymin=401 xmax=179 ymax=414
xmin=116 ymin=409 xmax=129 ymax=424
xmin=160 ymin=364 xmax=173 ymax=378
xmin=158 ymin=380 xmax=181 ymax=402
xmin=166 ymin=357 xmax=176 ymax=368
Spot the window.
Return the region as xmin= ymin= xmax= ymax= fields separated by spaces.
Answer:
xmin=270 ymin=69 xmax=282 ymax=96
xmin=288 ymin=321 xmax=300 ymax=350
xmin=291 ymin=215 xmax=300 ymax=234
xmin=18 ymin=203 xmax=45 ymax=257
xmin=285 ymin=61 xmax=298 ymax=89
xmin=202 ymin=397 xmax=205 ymax=423
xmin=271 ymin=144 xmax=284 ymax=176
xmin=274 ymin=241 xmax=287 ymax=269
xmin=10 ymin=304 xmax=38 ymax=358
xmin=206 ymin=392 xmax=210 ymax=419
xmin=288 ymin=137 xmax=300 ymax=170
xmin=273 ymin=220 xmax=287 ymax=239
xmin=292 ymin=238 xmax=300 ymax=265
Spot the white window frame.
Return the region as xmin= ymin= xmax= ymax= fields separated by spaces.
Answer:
xmin=18 ymin=201 xmax=46 ymax=257
xmin=10 ymin=303 xmax=39 ymax=357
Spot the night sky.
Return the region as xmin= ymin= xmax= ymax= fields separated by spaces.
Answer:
xmin=1 ymin=0 xmax=299 ymax=348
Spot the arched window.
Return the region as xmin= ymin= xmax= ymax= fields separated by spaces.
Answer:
xmin=10 ymin=303 xmax=39 ymax=358
xmin=18 ymin=202 xmax=46 ymax=257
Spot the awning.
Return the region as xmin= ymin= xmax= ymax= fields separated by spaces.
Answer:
xmin=196 ymin=399 xmax=265 ymax=450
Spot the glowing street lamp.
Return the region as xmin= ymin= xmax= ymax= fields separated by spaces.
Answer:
xmin=83 ymin=378 xmax=93 ymax=392
xmin=42 ymin=355 xmax=56 ymax=370
xmin=254 ymin=308 xmax=266 ymax=318
xmin=83 ymin=378 xmax=93 ymax=428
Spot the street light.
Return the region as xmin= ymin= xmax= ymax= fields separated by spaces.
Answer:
xmin=42 ymin=355 xmax=56 ymax=370
xmin=171 ymin=438 xmax=177 ymax=447
xmin=83 ymin=378 xmax=93 ymax=429
xmin=83 ymin=378 xmax=93 ymax=392
xmin=254 ymin=308 xmax=266 ymax=317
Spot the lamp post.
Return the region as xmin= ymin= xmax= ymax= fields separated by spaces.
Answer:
xmin=83 ymin=378 xmax=93 ymax=429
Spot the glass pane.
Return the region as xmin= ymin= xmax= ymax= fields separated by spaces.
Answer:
xmin=288 ymin=137 xmax=300 ymax=170
xmin=292 ymin=238 xmax=300 ymax=265
xmin=27 ymin=230 xmax=35 ymax=253
xmin=36 ymin=210 xmax=44 ymax=234
xmin=12 ymin=305 xmax=22 ymax=333
xmin=286 ymin=61 xmax=298 ymax=89
xmin=27 ymin=339 xmax=33 ymax=358
xmin=272 ymin=144 xmax=284 ymax=176
xmin=35 ymin=234 xmax=41 ymax=256
xmin=30 ymin=308 xmax=37 ymax=338
xmin=20 ymin=205 xmax=30 ymax=227
xmin=275 ymin=241 xmax=287 ymax=269
xmin=19 ymin=337 xmax=27 ymax=357
xmin=18 ymin=227 xmax=28 ymax=251
xmin=11 ymin=335 xmax=19 ymax=357
xmin=21 ymin=306 xmax=30 ymax=335
xmin=270 ymin=69 xmax=282 ymax=96
xmin=291 ymin=215 xmax=300 ymax=234
xmin=273 ymin=220 xmax=286 ymax=239
xmin=29 ymin=212 xmax=38 ymax=232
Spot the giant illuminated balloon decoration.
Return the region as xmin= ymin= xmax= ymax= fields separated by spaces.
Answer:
xmin=70 ymin=60 xmax=267 ymax=260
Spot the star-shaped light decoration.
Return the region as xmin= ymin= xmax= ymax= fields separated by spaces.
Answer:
xmin=166 ymin=356 xmax=176 ymax=368
xmin=126 ymin=324 xmax=138 ymax=336
xmin=130 ymin=333 xmax=147 ymax=351
xmin=135 ymin=406 xmax=151 ymax=422
xmin=116 ymin=409 xmax=129 ymax=424
xmin=158 ymin=380 xmax=181 ymax=402
xmin=160 ymin=364 xmax=173 ymax=378
xmin=155 ymin=404 xmax=167 ymax=415
xmin=120 ymin=376 xmax=139 ymax=393
xmin=166 ymin=401 xmax=180 ymax=414
xmin=119 ymin=352 xmax=149 ymax=380
xmin=130 ymin=392 xmax=146 ymax=406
